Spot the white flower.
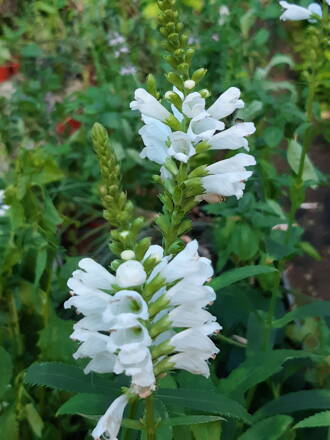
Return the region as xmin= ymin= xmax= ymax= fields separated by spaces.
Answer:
xmin=92 ymin=394 xmax=129 ymax=440
xmin=219 ymin=5 xmax=230 ymax=25
xmin=143 ymin=245 xmax=164 ymax=262
xmin=168 ymin=131 xmax=196 ymax=162
xmin=139 ymin=116 xmax=171 ymax=164
xmin=187 ymin=112 xmax=225 ymax=143
xmin=170 ymin=323 xmax=221 ymax=356
xmin=166 ymin=280 xmax=216 ymax=306
xmin=209 ymin=122 xmax=256 ymax=151
xmin=207 ymin=87 xmax=244 ymax=120
xmin=279 ymin=1 xmax=322 ymax=21
xmin=72 ymin=258 xmax=115 ymax=290
xmin=160 ymin=240 xmax=204 ymax=282
xmin=130 ymin=88 xmax=171 ymax=122
xmin=169 ymin=303 xmax=216 ymax=327
xmin=107 ymin=323 xmax=151 ymax=353
xmin=0 ymin=190 xmax=9 ymax=216
xmin=182 ymin=92 xmax=205 ymax=118
xmin=170 ymin=350 xmax=211 ymax=377
xmin=102 ymin=290 xmax=149 ymax=327
xmin=202 ymin=153 xmax=256 ymax=199
xmin=116 ymin=260 xmax=147 ymax=288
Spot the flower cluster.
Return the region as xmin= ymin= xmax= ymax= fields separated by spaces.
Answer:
xmin=65 ymin=240 xmax=220 ymax=439
xmin=130 ymin=86 xmax=256 ymax=200
xmin=279 ymin=1 xmax=323 ymax=22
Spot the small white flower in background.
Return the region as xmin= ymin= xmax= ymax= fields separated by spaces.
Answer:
xmin=219 ymin=5 xmax=230 ymax=25
xmin=201 ymin=153 xmax=256 ymax=199
xmin=120 ymin=65 xmax=137 ymax=76
xmin=107 ymin=31 xmax=126 ymax=47
xmin=130 ymin=88 xmax=171 ymax=122
xmin=279 ymin=1 xmax=322 ymax=22
xmin=0 ymin=190 xmax=9 ymax=216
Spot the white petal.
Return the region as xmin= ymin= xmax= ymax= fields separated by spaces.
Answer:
xmin=73 ymin=333 xmax=109 ymax=360
xmin=139 ymin=118 xmax=171 ymax=164
xmin=206 ymin=153 xmax=256 ymax=174
xmin=168 ymin=131 xmax=196 ymax=163
xmin=207 ymin=87 xmax=244 ymax=120
xmin=116 ymin=260 xmax=147 ymax=288
xmin=130 ymin=88 xmax=171 ymax=121
xmin=161 ymin=240 xmax=200 ymax=282
xmin=78 ymin=258 xmax=115 ymax=289
xmin=188 ymin=112 xmax=225 ymax=143
xmin=107 ymin=323 xmax=151 ymax=352
xmin=166 ymin=280 xmax=215 ymax=305
xmin=92 ymin=394 xmax=129 ymax=440
xmin=143 ymin=245 xmax=164 ymax=262
xmin=182 ymin=92 xmax=205 ymax=118
xmin=169 ymin=304 xmax=216 ymax=327
xmin=209 ymin=123 xmax=256 ymax=151
xmin=202 ymin=173 xmax=251 ymax=199
xmin=103 ymin=290 xmax=149 ymax=325
xmin=170 ymin=350 xmax=211 ymax=377
xmin=84 ymin=352 xmax=117 ymax=375
xmin=279 ymin=1 xmax=311 ymax=21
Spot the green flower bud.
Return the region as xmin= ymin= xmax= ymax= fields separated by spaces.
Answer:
xmin=146 ymin=74 xmax=158 ymax=99
xmin=134 ymin=237 xmax=152 ymax=260
xmin=192 ymin=67 xmax=207 ymax=83
xmin=184 ymin=177 xmax=204 ymax=197
xmin=189 ymin=164 xmax=208 ymax=178
xmin=166 ymin=71 xmax=184 ymax=89
xmin=165 ymin=114 xmax=182 ymax=131
xmin=164 ymin=157 xmax=179 ymax=175
xmin=199 ymin=88 xmax=211 ymax=98
xmin=164 ymin=91 xmax=182 ymax=110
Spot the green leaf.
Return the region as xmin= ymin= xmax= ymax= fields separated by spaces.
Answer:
xmin=191 ymin=420 xmax=222 ymax=440
xmin=264 ymin=126 xmax=283 ymax=148
xmin=273 ymin=301 xmax=330 ymax=328
xmin=299 ymin=241 xmax=321 ymax=260
xmin=170 ymin=416 xmax=224 ymax=426
xmin=25 ymin=362 xmax=120 ymax=395
xmin=0 ymin=346 xmax=12 ymax=398
xmin=156 ymin=389 xmax=252 ymax=424
xmin=210 ymin=265 xmax=277 ymax=290
xmin=0 ymin=406 xmax=19 ymax=440
xmin=37 ymin=312 xmax=76 ymax=362
xmin=254 ymin=390 xmax=330 ymax=421
xmin=24 ymin=403 xmax=44 ymax=437
xmin=294 ymin=411 xmax=330 ymax=429
xmin=218 ymin=350 xmax=322 ymax=401
xmin=155 ymin=399 xmax=173 ymax=440
xmin=287 ymin=140 xmax=318 ymax=183
xmin=238 ymin=415 xmax=293 ymax=439
xmin=34 ymin=248 xmax=47 ymax=289
xmin=57 ymin=393 xmax=113 ymax=416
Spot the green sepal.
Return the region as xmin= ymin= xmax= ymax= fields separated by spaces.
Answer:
xmin=164 ymin=157 xmax=179 ymax=176
xmin=134 ymin=237 xmax=152 ymax=260
xmin=166 ymin=72 xmax=184 ymax=89
xmin=165 ymin=114 xmax=182 ymax=131
xmin=177 ymin=219 xmax=192 ymax=235
xmin=192 ymin=68 xmax=207 ymax=83
xmin=195 ymin=141 xmax=211 ymax=154
xmin=189 ymin=164 xmax=208 ymax=178
xmin=110 ymin=259 xmax=122 ymax=271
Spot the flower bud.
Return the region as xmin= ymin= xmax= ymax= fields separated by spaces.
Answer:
xmin=184 ymin=79 xmax=196 ymax=90
xmin=146 ymin=74 xmax=158 ymax=99
xmin=166 ymin=72 xmax=184 ymax=89
xmin=192 ymin=68 xmax=207 ymax=83
xmin=164 ymin=91 xmax=182 ymax=110
xmin=165 ymin=114 xmax=182 ymax=131
xmin=120 ymin=250 xmax=136 ymax=260
xmin=199 ymin=89 xmax=211 ymax=98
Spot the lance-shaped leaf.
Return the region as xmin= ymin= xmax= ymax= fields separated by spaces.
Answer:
xmin=273 ymin=301 xmax=330 ymax=328
xmin=210 ymin=265 xmax=277 ymax=290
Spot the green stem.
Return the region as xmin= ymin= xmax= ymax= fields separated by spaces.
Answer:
xmin=123 ymin=400 xmax=138 ymax=440
xmin=262 ymin=288 xmax=278 ymax=351
xmin=216 ymin=333 xmax=246 ymax=349
xmin=145 ymin=395 xmax=156 ymax=440
xmin=9 ymin=293 xmax=23 ymax=356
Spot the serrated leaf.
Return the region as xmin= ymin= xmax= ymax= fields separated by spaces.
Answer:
xmin=287 ymin=140 xmax=318 ymax=183
xmin=0 ymin=346 xmax=12 ymax=398
xmin=254 ymin=390 xmax=330 ymax=421
xmin=25 ymin=362 xmax=120 ymax=394
xmin=218 ymin=350 xmax=323 ymax=401
xmin=191 ymin=420 xmax=221 ymax=440
xmin=273 ymin=301 xmax=330 ymax=328
xmin=210 ymin=265 xmax=277 ymax=290
xmin=57 ymin=393 xmax=113 ymax=416
xmin=156 ymin=389 xmax=252 ymax=424
xmin=294 ymin=411 xmax=330 ymax=429
xmin=170 ymin=416 xmax=224 ymax=426
xmin=238 ymin=415 xmax=293 ymax=439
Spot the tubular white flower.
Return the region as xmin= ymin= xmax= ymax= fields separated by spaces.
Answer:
xmin=0 ymin=190 xmax=9 ymax=216
xmin=74 ymin=258 xmax=115 ymax=290
xmin=139 ymin=116 xmax=171 ymax=164
xmin=102 ymin=290 xmax=149 ymax=327
xmin=169 ymin=303 xmax=216 ymax=327
xmin=116 ymin=260 xmax=147 ymax=288
xmin=107 ymin=323 xmax=152 ymax=353
xmin=170 ymin=323 xmax=221 ymax=356
xmin=209 ymin=122 xmax=256 ymax=151
xmin=166 ymin=280 xmax=216 ymax=306
xmin=207 ymin=87 xmax=244 ymax=120
xmin=170 ymin=350 xmax=211 ymax=377
xmin=187 ymin=112 xmax=225 ymax=143
xmin=160 ymin=240 xmax=200 ymax=282
xmin=279 ymin=1 xmax=322 ymax=21
xmin=202 ymin=153 xmax=256 ymax=199
xmin=92 ymin=394 xmax=129 ymax=440
xmin=168 ymin=131 xmax=196 ymax=162
xmin=182 ymin=92 xmax=205 ymax=118
xmin=143 ymin=245 xmax=164 ymax=262
xmin=130 ymin=88 xmax=171 ymax=121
